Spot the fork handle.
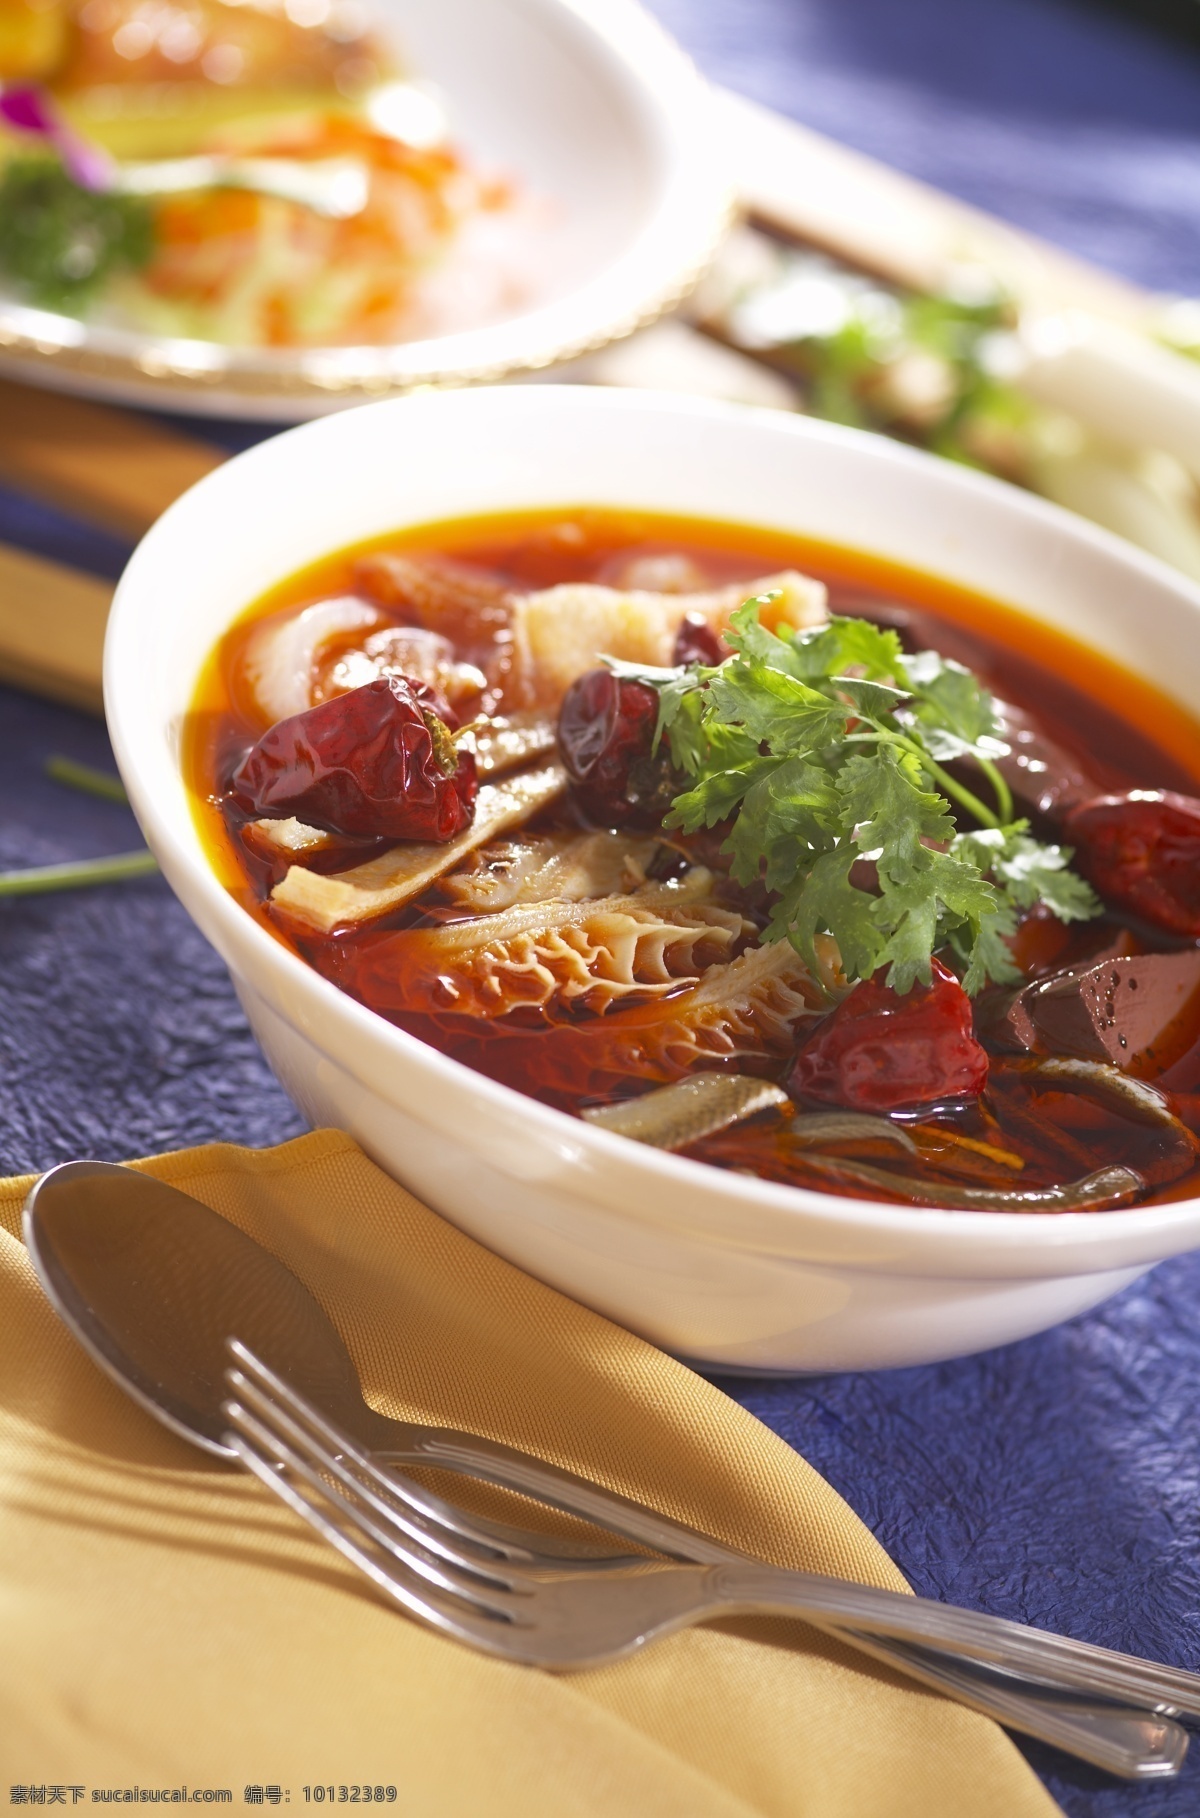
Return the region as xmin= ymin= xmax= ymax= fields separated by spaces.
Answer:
xmin=379 ymin=1431 xmax=1200 ymax=1717
xmin=702 ymin=1559 xmax=1198 ymax=1717
xmin=826 ymin=1631 xmax=1186 ymax=1780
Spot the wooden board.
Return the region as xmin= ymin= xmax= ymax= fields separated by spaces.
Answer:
xmin=0 ymin=540 xmax=112 ymax=713
xmin=0 ymin=376 xmax=222 ymax=542
xmin=718 ymin=91 xmax=1154 ymax=328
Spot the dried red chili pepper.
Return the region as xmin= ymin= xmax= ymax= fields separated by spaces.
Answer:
xmin=557 ymin=668 xmax=679 ymax=826
xmin=672 ymin=611 xmax=725 ymax=668
xmin=1064 ymin=791 xmax=1200 ymax=937
xmin=788 ymin=957 xmax=989 ymax=1112
xmin=231 ymin=674 xmax=477 ymax=843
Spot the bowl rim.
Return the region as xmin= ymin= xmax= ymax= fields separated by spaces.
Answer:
xmin=104 ymin=383 xmax=1200 ymax=1273
xmin=0 ymin=0 xmax=732 ymax=420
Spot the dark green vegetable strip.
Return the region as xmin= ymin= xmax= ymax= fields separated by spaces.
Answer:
xmin=1019 ymin=1060 xmax=1198 ymax=1138
xmin=799 ymin=1155 xmax=1144 ymax=1212
xmin=789 ymin=1112 xmax=919 ymax=1154
xmin=0 ymin=851 xmax=158 ymax=897
xmin=45 ymin=755 xmax=130 ymax=804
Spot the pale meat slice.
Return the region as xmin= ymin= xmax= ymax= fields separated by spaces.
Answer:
xmin=316 ymin=625 xmax=487 ymax=715
xmin=241 ymin=817 xmax=365 ymax=877
xmin=270 ymin=763 xmax=566 ymax=934
xmin=467 ymin=714 xmax=557 ymax=776
xmin=241 ymin=596 xmax=494 ymax=732
xmin=437 ymin=830 xmax=668 ymax=912
xmin=246 ymin=817 xmax=338 ymax=861
xmin=241 ymin=597 xmax=387 ymax=728
xmin=507 ymin=569 xmax=828 ymax=707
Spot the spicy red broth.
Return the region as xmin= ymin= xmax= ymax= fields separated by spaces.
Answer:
xmin=185 ymin=508 xmax=1200 ymax=1211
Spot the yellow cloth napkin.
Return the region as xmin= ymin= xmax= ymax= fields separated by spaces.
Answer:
xmin=0 ymin=1130 xmax=1061 ymax=1816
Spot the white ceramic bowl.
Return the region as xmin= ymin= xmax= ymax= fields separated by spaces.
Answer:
xmin=105 ymin=386 xmax=1200 ymax=1371
xmin=0 ymin=0 xmax=729 ymax=419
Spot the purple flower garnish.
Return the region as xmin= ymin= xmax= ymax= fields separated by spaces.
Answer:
xmin=0 ymin=84 xmax=113 ymax=189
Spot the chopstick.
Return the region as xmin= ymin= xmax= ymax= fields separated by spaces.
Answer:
xmin=717 ymin=89 xmax=1155 ymax=328
xmin=0 ymin=376 xmax=222 ymax=541
xmin=0 ymin=539 xmax=110 ymax=713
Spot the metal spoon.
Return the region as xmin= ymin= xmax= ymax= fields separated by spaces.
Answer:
xmin=21 ymin=1160 xmax=1200 ymax=1773
xmin=26 ymin=1160 xmax=865 ymax=1574
xmin=22 ymin=1159 xmax=669 ymax=1557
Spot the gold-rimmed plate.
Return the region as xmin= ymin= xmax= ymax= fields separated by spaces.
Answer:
xmin=0 ymin=0 xmax=732 ymax=420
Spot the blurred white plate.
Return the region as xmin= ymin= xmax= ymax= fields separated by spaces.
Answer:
xmin=0 ymin=0 xmax=731 ymax=420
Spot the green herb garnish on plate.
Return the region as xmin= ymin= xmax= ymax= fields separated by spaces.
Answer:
xmin=630 ymin=599 xmax=1101 ymax=994
xmin=0 ymin=159 xmax=154 ymax=312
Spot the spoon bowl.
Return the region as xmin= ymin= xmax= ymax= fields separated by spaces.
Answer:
xmin=24 ymin=1160 xmax=371 ymax=1457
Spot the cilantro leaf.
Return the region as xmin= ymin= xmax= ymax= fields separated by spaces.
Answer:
xmin=955 ymin=907 xmax=1021 ymax=995
xmin=829 ymin=674 xmax=910 ymax=719
xmin=706 ymin=662 xmax=849 ymax=747
xmin=729 ymin=756 xmax=840 ymax=891
xmin=838 ymin=746 xmax=954 ymax=881
xmin=952 ymin=825 xmax=1102 ymax=922
xmin=871 ymin=877 xmax=943 ymax=995
xmin=723 ymin=595 xmax=808 ymax=673
xmin=637 ymin=600 xmax=1102 ymax=993
xmin=780 ymin=846 xmax=883 ymax=983
xmin=790 ymin=614 xmax=907 ymax=682
xmin=902 ymin=648 xmax=1008 ymax=760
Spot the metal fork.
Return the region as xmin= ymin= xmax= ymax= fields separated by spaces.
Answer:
xmin=222 ymin=1347 xmax=1197 ymax=1780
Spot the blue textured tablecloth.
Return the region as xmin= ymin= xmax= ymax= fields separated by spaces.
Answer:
xmin=4 ymin=3 xmax=1200 ymax=1810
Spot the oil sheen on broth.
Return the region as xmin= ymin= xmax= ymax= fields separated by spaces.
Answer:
xmin=185 ymin=509 xmax=1200 ymax=1213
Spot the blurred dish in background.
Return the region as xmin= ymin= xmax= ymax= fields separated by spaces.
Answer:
xmin=0 ymin=0 xmax=546 ymax=349
xmin=602 ymin=216 xmax=1200 ymax=590
xmin=0 ymin=0 xmax=730 ymax=415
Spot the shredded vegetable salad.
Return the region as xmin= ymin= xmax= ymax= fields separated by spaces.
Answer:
xmin=0 ymin=0 xmax=543 ymax=346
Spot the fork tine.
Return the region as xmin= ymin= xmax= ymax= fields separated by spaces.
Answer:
xmin=225 ymin=1362 xmax=523 ymax=1591
xmin=225 ymin=1408 xmax=527 ymax=1656
xmin=223 ymin=1352 xmax=1194 ymax=1777
xmin=221 ymin=1381 xmax=530 ymax=1614
xmin=225 ymin=1338 xmax=609 ymax=1571
xmin=228 ymin=1419 xmax=440 ymax=1620
xmin=225 ymin=1388 xmax=523 ymax=1621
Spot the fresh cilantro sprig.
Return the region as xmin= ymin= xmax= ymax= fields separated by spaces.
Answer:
xmin=639 ymin=598 xmax=1101 ymax=994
